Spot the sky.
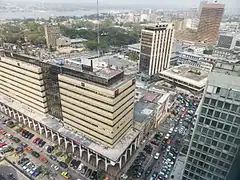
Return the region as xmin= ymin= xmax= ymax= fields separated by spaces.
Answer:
xmin=10 ymin=0 xmax=239 ymax=9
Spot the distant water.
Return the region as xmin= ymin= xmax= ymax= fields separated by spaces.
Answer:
xmin=0 ymin=10 xmax=108 ymax=20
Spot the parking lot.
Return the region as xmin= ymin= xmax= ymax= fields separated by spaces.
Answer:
xmin=122 ymin=93 xmax=200 ymax=180
xmin=0 ymin=112 xmax=107 ymax=180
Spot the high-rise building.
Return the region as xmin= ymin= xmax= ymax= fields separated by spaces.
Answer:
xmin=0 ymin=51 xmax=135 ymax=148
xmin=197 ymin=3 xmax=225 ymax=44
xmin=198 ymin=1 xmax=208 ymax=18
xmin=58 ymin=69 xmax=135 ymax=147
xmin=44 ymin=24 xmax=60 ymax=50
xmin=139 ymin=23 xmax=174 ymax=77
xmin=182 ymin=72 xmax=240 ymax=180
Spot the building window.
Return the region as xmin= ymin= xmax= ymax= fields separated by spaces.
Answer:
xmin=200 ymin=154 xmax=206 ymax=160
xmin=205 ymin=118 xmax=211 ymax=125
xmin=201 ymin=107 xmax=207 ymax=115
xmin=220 ymin=112 xmax=227 ymax=120
xmin=234 ymin=116 xmax=240 ymax=125
xmin=217 ymin=101 xmax=224 ymax=108
xmin=203 ymin=146 xmax=209 ymax=153
xmin=204 ymin=97 xmax=210 ymax=104
xmin=231 ymin=104 xmax=238 ymax=113
xmin=207 ymin=109 xmax=213 ymax=116
xmin=230 ymin=126 xmax=237 ymax=134
xmin=224 ymin=102 xmax=231 ymax=110
xmin=210 ymin=120 xmax=217 ymax=128
xmin=199 ymin=116 xmax=204 ymax=123
xmin=227 ymin=114 xmax=234 ymax=123
xmin=209 ymin=148 xmax=215 ymax=154
xmin=217 ymin=122 xmax=224 ymax=129
xmin=224 ymin=144 xmax=231 ymax=151
xmin=214 ymin=111 xmax=220 ymax=118
xmin=210 ymin=99 xmax=217 ymax=106
xmin=212 ymin=140 xmax=217 ymax=147
xmin=221 ymin=134 xmax=227 ymax=140
xmin=221 ymin=153 xmax=227 ymax=159
xmin=208 ymin=129 xmax=214 ymax=136
xmin=200 ymin=136 xmax=205 ymax=143
xmin=215 ymin=151 xmax=221 ymax=157
xmin=217 ymin=142 xmax=224 ymax=149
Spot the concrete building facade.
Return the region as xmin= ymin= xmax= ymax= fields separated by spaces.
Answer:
xmin=58 ymin=72 xmax=135 ymax=147
xmin=197 ymin=3 xmax=225 ymax=44
xmin=139 ymin=23 xmax=174 ymax=77
xmin=182 ymin=73 xmax=240 ymax=180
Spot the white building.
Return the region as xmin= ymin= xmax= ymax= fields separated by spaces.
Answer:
xmin=139 ymin=23 xmax=174 ymax=77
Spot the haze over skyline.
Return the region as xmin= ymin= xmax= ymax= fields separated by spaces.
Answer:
xmin=10 ymin=0 xmax=239 ymax=9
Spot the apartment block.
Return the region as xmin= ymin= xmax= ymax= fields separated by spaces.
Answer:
xmin=182 ymin=73 xmax=240 ymax=180
xmin=139 ymin=23 xmax=174 ymax=77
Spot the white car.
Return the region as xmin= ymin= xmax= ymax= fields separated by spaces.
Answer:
xmin=23 ymin=162 xmax=31 ymax=170
xmin=164 ymin=134 xmax=170 ymax=139
xmin=77 ymin=163 xmax=84 ymax=171
xmin=54 ymin=165 xmax=59 ymax=171
xmin=30 ymin=166 xmax=38 ymax=174
xmin=154 ymin=153 xmax=160 ymax=160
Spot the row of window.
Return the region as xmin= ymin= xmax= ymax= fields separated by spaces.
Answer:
xmin=198 ymin=115 xmax=240 ymax=136
xmin=193 ymin=133 xmax=239 ymax=154
xmin=192 ymin=136 xmax=238 ymax=155
xmin=185 ymin=161 xmax=228 ymax=178
xmin=183 ymin=169 xmax=225 ymax=180
xmin=189 ymin=146 xmax=235 ymax=164
xmin=203 ymin=97 xmax=240 ymax=115
xmin=201 ymin=105 xmax=240 ymax=126
xmin=206 ymin=85 xmax=240 ymax=101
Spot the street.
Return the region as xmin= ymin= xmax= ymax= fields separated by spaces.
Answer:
xmin=122 ymin=93 xmax=200 ymax=180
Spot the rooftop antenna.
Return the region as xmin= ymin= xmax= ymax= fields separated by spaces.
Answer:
xmin=97 ymin=0 xmax=100 ymax=59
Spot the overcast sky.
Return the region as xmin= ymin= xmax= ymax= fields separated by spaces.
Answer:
xmin=11 ymin=0 xmax=239 ymax=9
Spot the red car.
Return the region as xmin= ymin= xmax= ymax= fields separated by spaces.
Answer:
xmin=39 ymin=156 xmax=48 ymax=164
xmin=0 ymin=143 xmax=7 ymax=148
xmin=0 ymin=130 xmax=6 ymax=135
xmin=167 ymin=139 xmax=172 ymax=145
xmin=33 ymin=137 xmax=40 ymax=144
xmin=20 ymin=130 xmax=24 ymax=135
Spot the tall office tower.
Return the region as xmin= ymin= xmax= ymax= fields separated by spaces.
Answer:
xmin=58 ymin=70 xmax=135 ymax=147
xmin=139 ymin=23 xmax=174 ymax=77
xmin=182 ymin=73 xmax=240 ymax=180
xmin=197 ymin=3 xmax=225 ymax=44
xmin=44 ymin=24 xmax=60 ymax=50
xmin=198 ymin=1 xmax=208 ymax=18
xmin=0 ymin=55 xmax=48 ymax=113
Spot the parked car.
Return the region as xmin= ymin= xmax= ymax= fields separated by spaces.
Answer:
xmin=12 ymin=137 xmax=21 ymax=143
xmin=31 ymin=151 xmax=40 ymax=158
xmin=154 ymin=153 xmax=160 ymax=160
xmin=59 ymin=161 xmax=68 ymax=169
xmin=61 ymin=172 xmax=71 ymax=179
xmin=40 ymin=156 xmax=48 ymax=163
xmin=50 ymin=155 xmax=57 ymax=161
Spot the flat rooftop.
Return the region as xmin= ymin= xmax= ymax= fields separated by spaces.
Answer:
xmin=0 ymin=93 xmax=139 ymax=162
xmin=160 ymin=64 xmax=208 ymax=88
xmin=134 ymin=101 xmax=157 ymax=123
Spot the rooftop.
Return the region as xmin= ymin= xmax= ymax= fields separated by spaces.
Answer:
xmin=160 ymin=64 xmax=209 ymax=88
xmin=208 ymin=72 xmax=240 ymax=90
xmin=71 ymin=38 xmax=88 ymax=43
xmin=0 ymin=93 xmax=139 ymax=162
xmin=134 ymin=101 xmax=157 ymax=123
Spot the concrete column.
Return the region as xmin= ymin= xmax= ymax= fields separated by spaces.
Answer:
xmin=33 ymin=123 xmax=38 ymax=131
xmin=96 ymin=154 xmax=99 ymax=167
xmin=87 ymin=149 xmax=91 ymax=162
xmin=13 ymin=111 xmax=17 ymax=119
xmin=23 ymin=117 xmax=27 ymax=125
xmin=64 ymin=138 xmax=70 ymax=150
xmin=44 ymin=126 xmax=50 ymax=138
xmin=57 ymin=133 xmax=63 ymax=146
xmin=71 ymin=141 xmax=77 ymax=154
xmin=79 ymin=146 xmax=83 ymax=158
xmin=105 ymin=158 xmax=109 ymax=172
xmin=118 ymin=157 xmax=122 ymax=169
xmin=123 ymin=150 xmax=127 ymax=162
xmin=51 ymin=131 xmax=57 ymax=142
xmin=129 ymin=145 xmax=132 ymax=156
xmin=27 ymin=118 xmax=32 ymax=128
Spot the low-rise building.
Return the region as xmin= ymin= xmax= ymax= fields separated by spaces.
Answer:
xmin=159 ymin=64 xmax=209 ymax=92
